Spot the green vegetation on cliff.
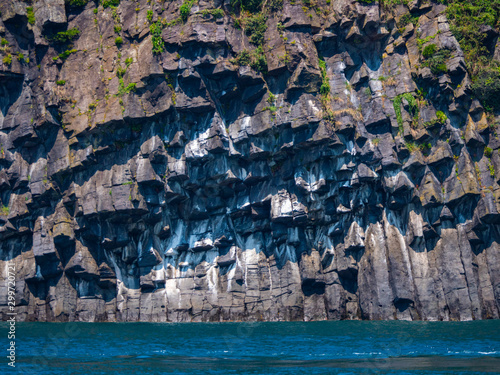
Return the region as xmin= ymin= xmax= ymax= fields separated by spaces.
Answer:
xmin=150 ymin=21 xmax=164 ymax=55
xmin=233 ymin=47 xmax=267 ymax=73
xmin=439 ymin=0 xmax=500 ymax=111
xmin=231 ymin=0 xmax=263 ymax=13
xmin=393 ymin=93 xmax=419 ymax=134
xmin=101 ymin=0 xmax=120 ymax=8
xmin=26 ymin=6 xmax=35 ymax=25
xmin=0 ymin=205 xmax=9 ymax=216
xmin=2 ymin=54 xmax=12 ymax=65
xmin=180 ymin=0 xmax=195 ymax=22
xmin=65 ymin=0 xmax=89 ymax=6
xmin=51 ymin=28 xmax=80 ymax=44
xmin=246 ymin=14 xmax=268 ymax=46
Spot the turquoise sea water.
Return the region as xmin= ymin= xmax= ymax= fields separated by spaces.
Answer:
xmin=3 ymin=321 xmax=500 ymax=374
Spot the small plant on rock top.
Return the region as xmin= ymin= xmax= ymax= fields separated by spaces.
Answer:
xmin=489 ymin=163 xmax=495 ymax=177
xmin=58 ymin=49 xmax=77 ymax=60
xmin=150 ymin=21 xmax=164 ymax=54
xmin=180 ymin=0 xmax=194 ymax=22
xmin=393 ymin=92 xmax=419 ymax=134
xmin=318 ymin=57 xmax=330 ymax=96
xmin=230 ymin=0 xmax=264 ymax=13
xmin=245 ymin=13 xmax=267 ymax=46
xmin=101 ymin=0 xmax=120 ymax=9
xmin=2 ymin=54 xmax=12 ymax=65
xmin=422 ymin=44 xmax=437 ymax=58
xmin=485 ymin=147 xmax=493 ymax=158
xmin=26 ymin=7 xmax=35 ymax=25
xmin=436 ymin=110 xmax=447 ymax=124
xmin=65 ymin=0 xmax=89 ymax=6
xmin=51 ymin=28 xmax=80 ymax=43
xmin=0 ymin=205 xmax=9 ymax=216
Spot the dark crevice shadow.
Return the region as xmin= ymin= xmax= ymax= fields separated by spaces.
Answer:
xmin=394 ymin=297 xmax=414 ymax=313
xmin=301 ymin=279 xmax=326 ymax=296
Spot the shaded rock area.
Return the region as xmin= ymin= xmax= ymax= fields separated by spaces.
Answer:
xmin=0 ymin=0 xmax=499 ymax=322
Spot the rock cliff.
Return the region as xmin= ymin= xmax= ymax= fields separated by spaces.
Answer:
xmin=0 ymin=0 xmax=499 ymax=322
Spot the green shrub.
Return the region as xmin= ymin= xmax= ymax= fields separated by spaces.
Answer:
xmin=422 ymin=44 xmax=437 ymax=58
xmin=251 ymin=47 xmax=267 ymax=72
xmin=101 ymin=0 xmax=120 ymax=8
xmin=231 ymin=0 xmax=263 ymax=13
xmin=150 ymin=21 xmax=164 ymax=54
xmin=424 ymin=110 xmax=448 ymax=127
xmin=432 ymin=63 xmax=447 ymax=74
xmin=266 ymin=0 xmax=283 ymax=12
xmin=443 ymin=1 xmax=500 ymax=110
xmin=65 ymin=0 xmax=89 ymax=6
xmin=115 ymin=36 xmax=123 ymax=46
xmin=436 ymin=111 xmax=447 ymax=123
xmin=17 ymin=53 xmax=24 ymax=61
xmin=234 ymin=50 xmax=251 ymax=66
xmin=471 ymin=65 xmax=500 ymax=111
xmin=246 ymin=13 xmax=267 ymax=46
xmin=423 ymin=49 xmax=450 ymax=75
xmin=393 ymin=93 xmax=419 ymax=133
xmin=147 ymin=10 xmax=153 ymax=22
xmin=117 ymin=65 xmax=127 ymax=78
xmin=26 ymin=7 xmax=35 ymax=25
xmin=51 ymin=28 xmax=80 ymax=43
xmin=383 ymin=0 xmax=410 ymax=6
xmin=485 ymin=147 xmax=493 ymax=158
xmin=318 ymin=57 xmax=330 ymax=96
xmin=405 ymin=142 xmax=419 ymax=153
xmin=399 ymin=13 xmax=419 ymax=28
xmin=0 ymin=205 xmax=9 ymax=216
xmin=202 ymin=8 xmax=225 ymax=18
xmin=489 ymin=163 xmax=495 ymax=176
xmin=263 ymin=105 xmax=277 ymax=114
xmin=56 ymin=80 xmax=66 ymax=85
xmin=1 ymin=38 xmax=8 ymax=46
xmin=125 ymin=83 xmax=136 ymax=93
xmin=58 ymin=49 xmax=77 ymax=60
xmin=406 ymin=141 xmax=431 ymax=154
xmin=213 ymin=9 xmax=225 ymax=18
xmin=233 ymin=48 xmax=267 ymax=73
xmin=180 ymin=0 xmax=194 ymax=22
xmin=212 ymin=8 xmax=224 ymax=18
xmin=445 ymin=0 xmax=500 ymax=75
xmin=2 ymin=54 xmax=12 ymax=65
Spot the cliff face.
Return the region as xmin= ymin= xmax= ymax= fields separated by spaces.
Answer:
xmin=0 ymin=0 xmax=499 ymax=322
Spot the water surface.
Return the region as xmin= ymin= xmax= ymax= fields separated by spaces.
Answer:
xmin=4 ymin=320 xmax=500 ymax=374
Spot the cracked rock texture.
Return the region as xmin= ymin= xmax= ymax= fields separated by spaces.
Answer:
xmin=0 ymin=0 xmax=499 ymax=322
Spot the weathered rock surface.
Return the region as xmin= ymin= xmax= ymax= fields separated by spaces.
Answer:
xmin=0 ymin=0 xmax=499 ymax=322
